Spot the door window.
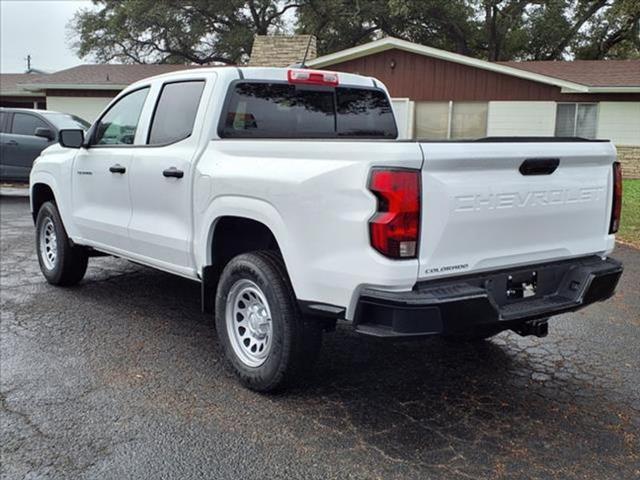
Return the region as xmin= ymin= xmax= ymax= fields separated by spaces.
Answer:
xmin=148 ymin=81 xmax=205 ymax=145
xmin=11 ymin=113 xmax=48 ymax=136
xmin=93 ymin=87 xmax=149 ymax=145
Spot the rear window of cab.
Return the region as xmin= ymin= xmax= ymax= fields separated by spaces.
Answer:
xmin=219 ymin=81 xmax=398 ymax=139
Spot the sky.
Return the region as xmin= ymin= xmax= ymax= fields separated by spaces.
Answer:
xmin=1 ymin=0 xmax=94 ymax=73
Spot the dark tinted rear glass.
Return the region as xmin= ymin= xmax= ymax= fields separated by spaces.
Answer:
xmin=220 ymin=82 xmax=397 ymax=139
xmin=336 ymin=88 xmax=398 ymax=137
xmin=148 ymin=80 xmax=205 ymax=145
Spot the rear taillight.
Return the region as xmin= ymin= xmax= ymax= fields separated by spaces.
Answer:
xmin=610 ymin=161 xmax=622 ymax=234
xmin=368 ymin=169 xmax=421 ymax=259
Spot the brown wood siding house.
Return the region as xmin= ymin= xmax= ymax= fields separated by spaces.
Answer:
xmin=308 ymin=37 xmax=640 ymax=177
xmin=326 ymin=48 xmax=639 ymax=103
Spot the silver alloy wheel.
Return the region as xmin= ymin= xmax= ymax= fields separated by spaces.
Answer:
xmin=225 ymin=279 xmax=273 ymax=368
xmin=39 ymin=217 xmax=58 ymax=270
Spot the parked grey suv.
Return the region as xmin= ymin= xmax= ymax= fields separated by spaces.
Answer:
xmin=0 ymin=108 xmax=89 ymax=182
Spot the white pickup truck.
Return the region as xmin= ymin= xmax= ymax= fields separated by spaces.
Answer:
xmin=30 ymin=67 xmax=623 ymax=391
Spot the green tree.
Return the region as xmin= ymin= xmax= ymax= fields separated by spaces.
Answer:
xmin=294 ymin=0 xmax=397 ymax=54
xmin=72 ymin=0 xmax=297 ymax=64
xmin=571 ymin=0 xmax=640 ymax=59
xmin=71 ymin=0 xmax=639 ymax=63
xmin=297 ymin=0 xmax=639 ymax=60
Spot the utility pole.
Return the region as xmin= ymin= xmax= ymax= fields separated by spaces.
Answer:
xmin=25 ymin=54 xmax=31 ymax=72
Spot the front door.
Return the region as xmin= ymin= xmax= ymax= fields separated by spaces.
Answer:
xmin=2 ymin=112 xmax=53 ymax=181
xmin=71 ymin=87 xmax=150 ymax=252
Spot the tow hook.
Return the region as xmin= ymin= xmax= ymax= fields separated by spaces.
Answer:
xmin=512 ymin=319 xmax=549 ymax=338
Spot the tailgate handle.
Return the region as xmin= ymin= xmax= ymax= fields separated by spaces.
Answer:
xmin=520 ymin=158 xmax=559 ymax=176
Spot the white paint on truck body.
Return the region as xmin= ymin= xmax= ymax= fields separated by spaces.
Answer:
xmin=30 ymin=66 xmax=619 ymax=319
xmin=417 ymin=141 xmax=615 ymax=282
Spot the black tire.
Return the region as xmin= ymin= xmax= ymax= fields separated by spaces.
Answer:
xmin=215 ymin=251 xmax=322 ymax=392
xmin=35 ymin=201 xmax=88 ymax=286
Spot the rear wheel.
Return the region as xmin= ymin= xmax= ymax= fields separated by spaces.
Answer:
xmin=35 ymin=201 xmax=88 ymax=286
xmin=215 ymin=251 xmax=322 ymax=392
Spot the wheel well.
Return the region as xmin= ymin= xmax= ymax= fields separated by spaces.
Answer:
xmin=201 ymin=216 xmax=282 ymax=313
xmin=31 ymin=183 xmax=55 ymax=223
xmin=211 ymin=216 xmax=281 ymax=272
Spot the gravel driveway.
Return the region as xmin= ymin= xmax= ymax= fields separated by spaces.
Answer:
xmin=1 ymin=195 xmax=639 ymax=479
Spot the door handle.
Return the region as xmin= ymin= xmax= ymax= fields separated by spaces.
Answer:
xmin=109 ymin=164 xmax=126 ymax=174
xmin=5 ymin=140 xmax=18 ymax=146
xmin=162 ymin=167 xmax=184 ymax=179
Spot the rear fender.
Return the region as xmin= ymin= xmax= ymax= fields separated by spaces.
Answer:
xmin=195 ymin=195 xmax=301 ymax=294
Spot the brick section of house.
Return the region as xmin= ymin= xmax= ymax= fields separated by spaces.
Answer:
xmin=618 ymin=146 xmax=640 ymax=179
xmin=248 ymin=35 xmax=316 ymax=67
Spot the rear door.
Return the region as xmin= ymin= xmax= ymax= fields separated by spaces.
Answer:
xmin=417 ymin=141 xmax=616 ymax=281
xmin=126 ymin=77 xmax=208 ymax=273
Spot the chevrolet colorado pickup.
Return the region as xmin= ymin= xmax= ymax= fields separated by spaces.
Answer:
xmin=30 ymin=67 xmax=623 ymax=391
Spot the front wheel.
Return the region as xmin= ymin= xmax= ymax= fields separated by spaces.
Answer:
xmin=35 ymin=201 xmax=88 ymax=286
xmin=215 ymin=251 xmax=322 ymax=392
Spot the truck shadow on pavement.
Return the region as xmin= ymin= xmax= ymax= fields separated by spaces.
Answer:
xmin=68 ymin=260 xmax=636 ymax=478
xmin=3 ymin=196 xmax=636 ymax=479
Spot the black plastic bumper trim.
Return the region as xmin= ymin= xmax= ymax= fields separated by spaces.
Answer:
xmin=299 ymin=300 xmax=346 ymax=319
xmin=353 ymin=256 xmax=622 ymax=338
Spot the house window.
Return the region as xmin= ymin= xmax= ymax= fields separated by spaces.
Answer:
xmin=415 ymin=102 xmax=449 ymax=139
xmin=555 ymin=103 xmax=598 ymax=139
xmin=414 ymin=101 xmax=488 ymax=140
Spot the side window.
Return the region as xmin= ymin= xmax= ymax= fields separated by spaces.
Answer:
xmin=94 ymin=87 xmax=149 ymax=145
xmin=0 ymin=112 xmax=7 ymax=133
xmin=148 ymin=81 xmax=205 ymax=145
xmin=12 ymin=113 xmax=48 ymax=136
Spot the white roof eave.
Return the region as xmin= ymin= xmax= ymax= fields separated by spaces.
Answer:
xmin=562 ymin=86 xmax=640 ymax=94
xmin=0 ymin=89 xmax=43 ymax=97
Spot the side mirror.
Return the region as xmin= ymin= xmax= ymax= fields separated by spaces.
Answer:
xmin=35 ymin=127 xmax=54 ymax=141
xmin=59 ymin=129 xmax=84 ymax=149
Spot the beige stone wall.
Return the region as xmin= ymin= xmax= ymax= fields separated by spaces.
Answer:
xmin=249 ymin=35 xmax=317 ymax=67
xmin=618 ymin=146 xmax=640 ymax=179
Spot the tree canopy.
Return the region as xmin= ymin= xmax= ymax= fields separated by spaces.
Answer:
xmin=71 ymin=0 xmax=640 ymax=64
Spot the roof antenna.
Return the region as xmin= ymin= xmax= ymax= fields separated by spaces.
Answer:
xmin=299 ymin=34 xmax=313 ymax=69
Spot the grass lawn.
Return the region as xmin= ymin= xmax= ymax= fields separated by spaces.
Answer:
xmin=619 ymin=179 xmax=640 ymax=248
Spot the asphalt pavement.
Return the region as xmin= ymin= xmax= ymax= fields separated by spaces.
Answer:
xmin=1 ymin=194 xmax=639 ymax=479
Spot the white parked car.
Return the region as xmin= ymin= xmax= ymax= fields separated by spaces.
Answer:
xmin=30 ymin=67 xmax=623 ymax=391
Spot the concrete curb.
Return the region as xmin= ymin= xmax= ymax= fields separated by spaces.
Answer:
xmin=0 ymin=186 xmax=29 ymax=197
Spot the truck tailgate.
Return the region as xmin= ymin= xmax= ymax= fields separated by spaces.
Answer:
xmin=417 ymin=141 xmax=616 ymax=281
